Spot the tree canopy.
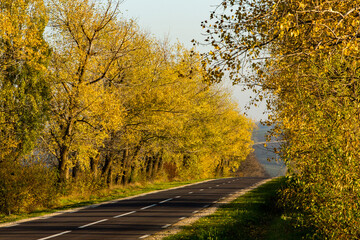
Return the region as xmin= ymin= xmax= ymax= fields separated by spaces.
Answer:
xmin=202 ymin=0 xmax=360 ymax=238
xmin=0 ymin=0 xmax=50 ymax=162
xmin=0 ymin=0 xmax=255 ymax=216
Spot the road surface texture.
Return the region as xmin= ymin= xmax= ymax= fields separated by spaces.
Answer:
xmin=0 ymin=177 xmax=267 ymax=240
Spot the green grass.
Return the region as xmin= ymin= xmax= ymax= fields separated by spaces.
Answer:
xmin=165 ymin=177 xmax=307 ymax=240
xmin=0 ymin=179 xmax=207 ymax=224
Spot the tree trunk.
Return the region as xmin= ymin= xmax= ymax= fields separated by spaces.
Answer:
xmin=120 ymin=148 xmax=128 ymax=185
xmin=124 ymin=146 xmax=141 ymax=184
xmin=145 ymin=156 xmax=154 ymax=180
xmin=215 ymin=159 xmax=224 ymax=177
xmin=102 ymin=154 xmax=112 ymax=186
xmin=57 ymin=118 xmax=74 ymax=184
xmin=90 ymin=154 xmax=99 ymax=175
xmin=72 ymin=161 xmax=80 ymax=180
xmin=107 ymin=166 xmax=113 ymax=187
xmin=58 ymin=145 xmax=69 ymax=183
xmin=152 ymin=153 xmax=161 ymax=179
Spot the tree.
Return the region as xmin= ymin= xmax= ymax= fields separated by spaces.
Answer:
xmin=95 ymin=40 xmax=254 ymax=184
xmin=0 ymin=0 xmax=54 ymax=216
xmin=202 ymin=0 xmax=360 ymax=238
xmin=0 ymin=0 xmax=50 ymax=162
xmin=0 ymin=0 xmax=258 ymax=215
xmin=44 ymin=0 xmax=137 ymax=182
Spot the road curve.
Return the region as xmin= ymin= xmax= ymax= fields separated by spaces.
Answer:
xmin=0 ymin=177 xmax=267 ymax=240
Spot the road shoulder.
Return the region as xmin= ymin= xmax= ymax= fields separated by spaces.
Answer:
xmin=147 ymin=177 xmax=274 ymax=240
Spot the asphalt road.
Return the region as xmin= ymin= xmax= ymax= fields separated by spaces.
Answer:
xmin=0 ymin=177 xmax=266 ymax=240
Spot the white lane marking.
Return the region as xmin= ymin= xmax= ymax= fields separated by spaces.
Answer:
xmin=228 ymin=181 xmax=231 ymax=183
xmin=40 ymin=216 xmax=52 ymax=219
xmin=203 ymin=204 xmax=210 ymax=208
xmin=192 ymin=210 xmax=199 ymax=214
xmin=179 ymin=217 xmax=186 ymax=220
xmin=188 ymin=192 xmax=193 ymax=194
xmin=38 ymin=231 xmax=71 ymax=240
xmin=114 ymin=211 xmax=136 ymax=218
xmin=159 ymin=198 xmax=173 ymax=204
xmin=175 ymin=195 xmax=181 ymax=198
xmin=162 ymin=224 xmax=172 ymax=229
xmin=141 ymin=204 xmax=157 ymax=210
xmin=209 ymin=187 xmax=212 ymax=189
xmin=78 ymin=219 xmax=108 ymax=229
xmin=139 ymin=234 xmax=150 ymax=239
xmin=216 ymin=185 xmax=219 ymax=187
xmin=213 ymin=200 xmax=217 ymax=203
xmin=200 ymin=189 xmax=204 ymax=191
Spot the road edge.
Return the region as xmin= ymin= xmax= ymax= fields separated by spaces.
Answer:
xmin=0 ymin=178 xmax=220 ymax=228
xmin=146 ymin=177 xmax=276 ymax=240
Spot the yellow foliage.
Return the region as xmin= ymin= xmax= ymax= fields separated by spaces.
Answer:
xmin=0 ymin=0 xmax=49 ymax=161
xmin=203 ymin=0 xmax=360 ymax=238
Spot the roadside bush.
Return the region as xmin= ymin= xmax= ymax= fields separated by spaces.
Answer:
xmin=0 ymin=159 xmax=57 ymax=215
xmin=279 ymin=89 xmax=360 ymax=239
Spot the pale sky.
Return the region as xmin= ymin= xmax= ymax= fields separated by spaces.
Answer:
xmin=119 ymin=0 xmax=267 ymax=121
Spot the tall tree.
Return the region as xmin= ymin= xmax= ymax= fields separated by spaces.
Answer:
xmin=0 ymin=0 xmax=50 ymax=162
xmin=0 ymin=0 xmax=52 ymax=216
xmin=44 ymin=0 xmax=137 ymax=182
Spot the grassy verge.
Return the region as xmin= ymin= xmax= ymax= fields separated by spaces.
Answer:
xmin=0 ymin=178 xmax=207 ymax=224
xmin=165 ymin=177 xmax=308 ymax=240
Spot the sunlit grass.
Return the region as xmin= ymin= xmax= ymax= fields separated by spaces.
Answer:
xmin=165 ymin=177 xmax=307 ymax=240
